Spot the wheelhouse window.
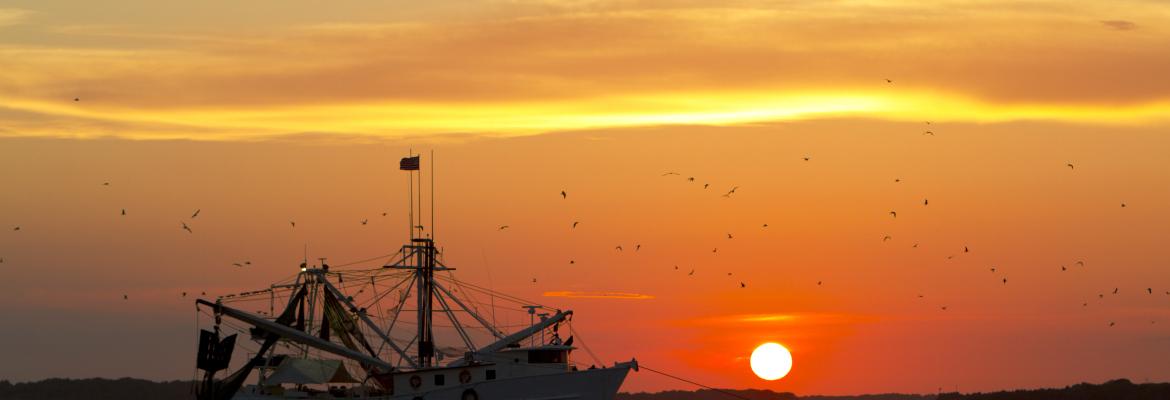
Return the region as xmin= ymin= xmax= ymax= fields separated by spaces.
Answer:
xmin=527 ymin=349 xmax=567 ymax=364
xmin=486 ymin=369 xmax=496 ymax=380
xmin=434 ymin=373 xmax=445 ymax=386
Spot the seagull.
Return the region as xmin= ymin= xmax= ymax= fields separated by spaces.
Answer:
xmin=912 ymin=242 xmax=919 ymax=248
xmin=560 ymin=190 xmax=567 ymax=199
xmin=102 ymin=182 xmax=110 ymax=186
xmin=923 ymin=131 xmax=934 ymax=136
xmin=497 ymin=225 xmax=509 ymax=230
xmin=687 ymin=177 xmax=695 ymax=182
xmin=290 ymin=221 xmax=296 ymax=228
xmin=661 ymin=172 xmax=680 ymax=176
xmin=361 ymin=219 xmax=368 ymax=225
xmin=615 ymin=245 xmax=623 ymax=252
xmin=703 ymin=183 xmax=709 ymax=189
xmin=802 ymin=156 xmax=810 ymax=161
xmin=727 ymin=233 xmax=734 ymax=239
xmin=572 ymin=221 xmax=579 ymax=229
xmin=191 ymin=209 xmax=201 ymax=218
xmin=1109 ymin=322 xmax=1115 ymax=327
xmin=941 ymin=306 xmax=948 ymax=311
xmin=532 ymin=278 xmax=537 ymax=283
xmin=688 ymin=269 xmax=695 ymax=276
xmin=233 ymin=263 xmax=243 ymax=267
xmin=1076 ymin=260 xmax=1085 ymax=267
xmin=569 ymin=260 xmax=575 ymax=264
xmin=181 ymin=222 xmax=192 ymax=233
xmin=674 ymin=265 xmax=679 ymax=270
xmin=1099 ymin=294 xmax=1104 ymax=299
xmin=1083 ymin=302 xmax=1088 ymax=307
xmin=885 ymin=78 xmax=893 ymax=83
xmin=964 ymin=246 xmax=969 ymax=253
xmin=947 ymin=255 xmax=955 ymax=260
xmin=1002 ymin=278 xmax=1008 ymax=285
xmin=894 ymin=178 xmax=901 ymax=183
xmin=1061 ymin=265 xmax=1067 ymax=271
xmin=883 ymin=235 xmax=892 ymax=242
xmin=924 ymin=198 xmax=929 ymax=206
xmin=244 ymin=261 xmax=251 ymax=265
xmin=1113 ymin=288 xmax=1119 ymax=294
xmin=722 ymin=186 xmax=739 ymax=197
xmin=1148 ymin=288 xmax=1153 ymax=294
xmin=1120 ymin=202 xmax=1126 ymax=208
xmin=381 ymin=212 xmax=388 ymax=217
xmin=762 ymin=223 xmax=768 ymax=228
xmin=712 ymin=248 xmax=718 ymax=253
xmin=817 ymin=281 xmax=823 ymax=286
xmin=635 ymin=244 xmax=641 ymax=251
xmin=121 ymin=209 xmax=126 ymax=216
xmin=917 ymin=294 xmax=924 ymax=299
xmin=740 ymin=282 xmax=746 ymax=288
xmin=990 ymin=267 xmax=996 ymax=273
xmin=123 ymin=295 xmax=128 ymax=300
xmin=182 ymin=292 xmax=187 ymax=297
xmin=1067 ymin=163 xmax=1075 ymax=170
xmin=12 ymin=226 xmax=19 ymax=231
xmin=889 ymin=211 xmax=897 ymax=218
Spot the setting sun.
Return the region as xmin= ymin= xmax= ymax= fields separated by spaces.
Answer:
xmin=750 ymin=342 xmax=793 ymax=381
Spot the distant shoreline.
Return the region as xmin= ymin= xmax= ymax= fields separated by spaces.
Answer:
xmin=1 ymin=377 xmax=1167 ymax=400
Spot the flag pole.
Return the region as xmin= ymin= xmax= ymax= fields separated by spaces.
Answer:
xmin=430 ymin=149 xmax=435 ymax=242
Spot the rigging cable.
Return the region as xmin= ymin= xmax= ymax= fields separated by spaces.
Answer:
xmin=638 ymin=364 xmax=753 ymax=400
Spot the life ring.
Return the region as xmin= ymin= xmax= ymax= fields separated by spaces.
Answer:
xmin=459 ymin=369 xmax=472 ymax=384
xmin=461 ymin=389 xmax=479 ymax=400
xmin=409 ymin=375 xmax=422 ymax=389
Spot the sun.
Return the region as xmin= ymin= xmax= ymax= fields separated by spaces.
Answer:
xmin=750 ymin=342 xmax=793 ymax=381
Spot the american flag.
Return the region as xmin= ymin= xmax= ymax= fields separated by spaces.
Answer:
xmin=399 ymin=156 xmax=420 ymax=170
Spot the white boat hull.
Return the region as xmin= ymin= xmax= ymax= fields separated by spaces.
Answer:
xmin=233 ymin=362 xmax=635 ymax=400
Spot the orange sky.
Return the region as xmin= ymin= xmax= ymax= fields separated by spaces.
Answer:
xmin=1 ymin=0 xmax=1170 ymax=395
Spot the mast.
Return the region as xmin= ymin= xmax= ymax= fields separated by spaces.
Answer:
xmin=413 ymin=238 xmax=436 ymax=368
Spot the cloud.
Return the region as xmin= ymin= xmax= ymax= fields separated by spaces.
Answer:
xmin=1100 ymin=20 xmax=1137 ymax=30
xmin=542 ymin=290 xmax=655 ymax=300
xmin=0 ymin=8 xmax=32 ymax=27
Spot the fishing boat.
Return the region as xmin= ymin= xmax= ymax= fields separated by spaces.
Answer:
xmin=194 ymin=156 xmax=637 ymax=400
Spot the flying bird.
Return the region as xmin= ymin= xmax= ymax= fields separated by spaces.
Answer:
xmin=964 ymin=246 xmax=970 ymax=253
xmin=703 ymin=183 xmax=710 ymax=189
xmin=762 ymin=223 xmax=768 ymax=228
xmin=817 ymin=281 xmax=823 ymax=286
xmin=923 ymin=198 xmax=929 ymax=206
xmin=233 ymin=263 xmax=243 ymax=267
xmin=923 ymin=131 xmax=934 ymax=136
xmin=1067 ymin=163 xmax=1075 ymax=170
xmin=889 ymin=211 xmax=897 ymax=218
xmin=912 ymin=242 xmax=919 ymax=248
xmin=290 ymin=221 xmax=296 ymax=228
xmin=532 ymin=278 xmax=537 ymax=283
xmin=661 ymin=172 xmax=680 ymax=176
xmin=182 ymin=292 xmax=187 ymax=297
xmin=883 ymin=235 xmax=892 ymax=242
xmin=688 ymin=269 xmax=695 ymax=276
xmin=727 ymin=233 xmax=734 ymax=239
xmin=1076 ymin=260 xmax=1085 ymax=267
xmin=181 ymin=222 xmax=192 ymax=233
xmin=740 ymin=282 xmax=746 ymax=288
xmin=191 ymin=209 xmax=201 ymax=218
xmin=382 ymin=212 xmax=388 ymax=217
xmin=802 ymin=156 xmax=810 ymax=161
xmin=497 ymin=225 xmax=509 ymax=230
xmin=1109 ymin=322 xmax=1115 ymax=327
xmin=1113 ymin=288 xmax=1119 ymax=294
xmin=941 ymin=306 xmax=948 ymax=311
xmin=1002 ymin=278 xmax=1008 ymax=285
xmin=1120 ymin=202 xmax=1126 ymax=208
xmin=102 ymin=182 xmax=110 ymax=186
xmin=990 ymin=267 xmax=996 ymax=272
xmin=361 ymin=219 xmax=368 ymax=225
xmin=121 ymin=209 xmax=126 ymax=216
xmin=569 ymin=260 xmax=575 ymax=264
xmin=687 ymin=177 xmax=695 ymax=182
xmin=1061 ymin=265 xmax=1067 ymax=271
xmin=712 ymin=248 xmax=718 ymax=253
xmin=12 ymin=226 xmax=19 ymax=231
xmin=1148 ymin=288 xmax=1153 ymax=294
xmin=674 ymin=265 xmax=679 ymax=270
xmin=123 ymin=295 xmax=128 ymax=300
xmin=560 ymin=190 xmax=567 ymax=199
xmin=885 ymin=78 xmax=893 ymax=83
xmin=615 ymin=245 xmax=623 ymax=252
xmin=894 ymin=178 xmax=901 ymax=183
xmin=572 ymin=221 xmax=579 ymax=229
xmin=635 ymin=244 xmax=641 ymax=251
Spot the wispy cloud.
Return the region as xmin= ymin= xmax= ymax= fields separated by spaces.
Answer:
xmin=1100 ymin=19 xmax=1137 ymax=31
xmin=0 ymin=8 xmax=32 ymax=27
xmin=542 ymin=290 xmax=655 ymax=300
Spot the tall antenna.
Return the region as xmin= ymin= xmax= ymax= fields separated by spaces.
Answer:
xmin=408 ymin=148 xmax=414 ymax=240
xmin=430 ymin=149 xmax=435 ymax=241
